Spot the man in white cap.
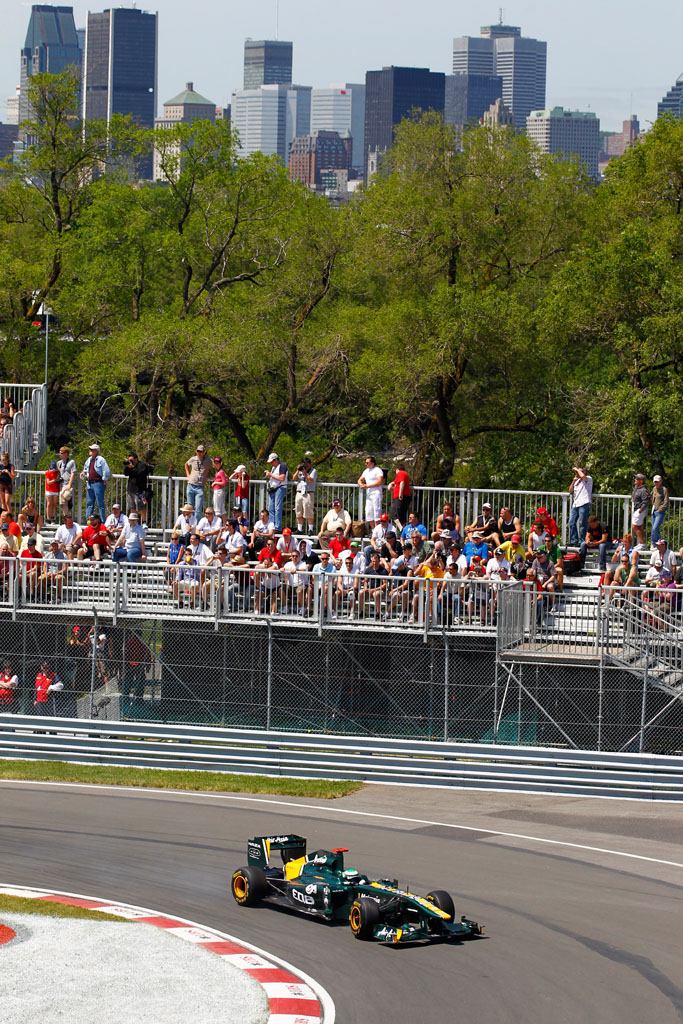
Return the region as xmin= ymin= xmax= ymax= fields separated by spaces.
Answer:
xmin=80 ymin=442 xmax=110 ymax=522
xmin=264 ymin=452 xmax=288 ymax=531
xmin=112 ymin=510 xmax=147 ymax=563
xmin=105 ymin=502 xmax=128 ymax=540
xmin=650 ymin=474 xmax=669 ymax=545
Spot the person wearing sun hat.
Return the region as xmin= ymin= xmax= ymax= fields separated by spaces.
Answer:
xmin=80 ymin=442 xmax=110 ymax=522
xmin=264 ymin=452 xmax=288 ymax=532
xmin=173 ymin=502 xmax=198 ymax=546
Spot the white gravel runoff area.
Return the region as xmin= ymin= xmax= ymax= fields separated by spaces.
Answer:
xmin=1 ymin=912 xmax=269 ymax=1024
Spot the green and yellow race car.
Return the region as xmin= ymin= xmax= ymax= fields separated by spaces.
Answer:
xmin=231 ymin=833 xmax=483 ymax=945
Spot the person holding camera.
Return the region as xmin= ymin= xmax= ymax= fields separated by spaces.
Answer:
xmin=124 ymin=452 xmax=151 ymax=524
xmin=295 ymin=454 xmax=317 ymax=535
xmin=264 ymin=453 xmax=288 ymax=532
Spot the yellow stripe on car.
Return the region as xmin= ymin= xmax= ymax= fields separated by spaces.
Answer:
xmin=369 ymin=882 xmax=450 ymax=919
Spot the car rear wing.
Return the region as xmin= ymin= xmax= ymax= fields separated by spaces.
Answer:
xmin=248 ymin=834 xmax=307 ymax=868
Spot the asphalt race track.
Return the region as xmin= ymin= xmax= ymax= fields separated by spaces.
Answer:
xmin=1 ymin=781 xmax=682 ymax=1024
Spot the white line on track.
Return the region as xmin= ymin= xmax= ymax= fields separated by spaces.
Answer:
xmin=3 ymin=778 xmax=683 ymax=871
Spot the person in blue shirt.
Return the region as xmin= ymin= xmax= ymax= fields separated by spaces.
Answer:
xmin=400 ymin=511 xmax=428 ymax=542
xmin=80 ymin=443 xmax=111 ymax=522
xmin=462 ymin=532 xmax=490 ymax=568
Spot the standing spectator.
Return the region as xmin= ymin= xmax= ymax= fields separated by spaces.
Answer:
xmin=568 ymin=466 xmax=593 ymax=545
xmin=44 ymin=462 xmax=60 ymax=522
xmin=81 ymin=443 xmax=110 ymax=522
xmin=18 ymin=495 xmax=44 ymax=534
xmin=0 ymin=452 xmax=15 ymax=513
xmin=112 ymin=511 xmax=147 ymax=563
xmin=211 ymin=457 xmax=228 ymax=518
xmin=580 ymin=515 xmax=609 ymax=571
xmin=387 ymin=463 xmax=412 ymax=530
xmin=185 ymin=444 xmax=212 ymax=519
xmin=56 ymin=445 xmax=76 ymax=516
xmin=264 ymin=453 xmax=288 ymax=531
xmin=294 ymin=455 xmax=317 ymax=535
xmin=124 ymin=452 xmax=151 ymax=524
xmin=318 ymin=498 xmax=352 ymax=548
xmin=357 ymin=455 xmax=383 ymax=529
xmin=650 ymin=475 xmax=669 ymax=545
xmin=34 ymin=661 xmax=63 ymax=716
xmin=631 ymin=473 xmax=650 ymax=550
xmin=229 ymin=464 xmax=251 ymax=516
xmin=0 ymin=661 xmax=18 ymax=710
xmin=122 ymin=632 xmax=152 ymax=713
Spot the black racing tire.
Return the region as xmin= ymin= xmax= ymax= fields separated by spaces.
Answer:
xmin=232 ymin=866 xmax=267 ymax=907
xmin=349 ymin=897 xmax=381 ymax=940
xmin=426 ymin=889 xmax=455 ymax=919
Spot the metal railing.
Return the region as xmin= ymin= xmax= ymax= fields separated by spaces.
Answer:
xmin=0 ymin=716 xmax=681 ymax=799
xmin=0 ymin=383 xmax=47 ymax=471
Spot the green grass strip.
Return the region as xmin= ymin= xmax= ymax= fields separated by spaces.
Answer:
xmin=0 ymin=758 xmax=362 ymax=798
xmin=0 ymin=894 xmax=130 ymax=922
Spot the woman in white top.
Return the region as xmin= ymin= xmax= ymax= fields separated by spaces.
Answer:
xmin=357 ymin=455 xmax=383 ymax=528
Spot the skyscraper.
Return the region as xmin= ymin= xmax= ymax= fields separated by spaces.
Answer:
xmin=154 ymin=82 xmax=216 ymax=181
xmin=658 ymin=75 xmax=683 ymax=119
xmin=19 ymin=5 xmax=81 ymax=124
xmin=526 ymin=107 xmax=600 ymax=181
xmin=243 ymin=40 xmax=293 ymax=89
xmin=452 ymin=24 xmax=546 ymax=132
xmin=231 ymin=83 xmax=310 ymax=164
xmin=444 ymin=73 xmax=503 ymax=132
xmin=310 ymin=84 xmax=365 ymax=175
xmin=83 ymin=7 xmax=157 ymax=175
xmin=363 ymin=66 xmax=445 ymax=179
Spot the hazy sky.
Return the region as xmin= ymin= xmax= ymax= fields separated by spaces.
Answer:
xmin=2 ymin=0 xmax=681 ymax=131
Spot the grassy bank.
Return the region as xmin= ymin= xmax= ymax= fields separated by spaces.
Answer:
xmin=0 ymin=894 xmax=130 ymax=922
xmin=0 ymin=758 xmax=361 ymax=798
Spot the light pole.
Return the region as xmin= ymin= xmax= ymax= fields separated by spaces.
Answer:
xmin=44 ymin=307 xmax=49 ymax=385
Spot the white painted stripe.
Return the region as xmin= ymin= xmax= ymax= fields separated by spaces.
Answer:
xmin=0 ymin=886 xmax=49 ymax=898
xmin=165 ymin=926 xmax=226 ymax=943
xmin=91 ymin=905 xmax=153 ymax=919
xmin=222 ymin=953 xmax=279 ymax=970
xmin=262 ymin=981 xmax=316 ymax=999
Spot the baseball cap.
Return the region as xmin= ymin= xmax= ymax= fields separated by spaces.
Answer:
xmin=472 ymin=555 xmax=482 ymax=563
xmin=495 ymin=547 xmax=504 ymax=555
xmin=511 ymin=534 xmax=521 ymax=543
xmin=655 ymin=559 xmax=663 ymax=568
xmin=380 ymin=513 xmax=389 ymax=522
xmin=537 ymin=546 xmax=547 ymax=555
xmin=332 ymin=497 xmax=341 ymax=505
xmin=656 ymin=538 xmax=666 ymax=545
xmin=88 ymin=442 xmax=99 ymax=451
xmin=112 ymin=502 xmax=121 ymax=509
xmin=282 ymin=527 xmax=292 ymax=536
xmin=473 ymin=532 xmax=483 ymax=539
xmin=267 ymin=452 xmax=279 ymax=462
xmin=514 ymin=554 xmax=525 ymax=563
xmin=537 ymin=506 xmax=548 ymax=515
xmin=350 ymin=539 xmax=360 ymax=547
xmin=129 ymin=511 xmax=139 ymax=520
xmin=482 ymin=502 xmax=492 ymax=510
xmin=440 ymin=529 xmax=451 ymax=539
xmin=653 ymin=474 xmax=662 ymax=482
xmin=196 ymin=444 xmax=206 ymax=452
xmin=235 ymin=464 xmax=246 ymax=472
xmin=49 ymin=460 xmax=57 ymax=470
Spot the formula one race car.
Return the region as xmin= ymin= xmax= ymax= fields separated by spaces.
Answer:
xmin=231 ymin=834 xmax=482 ymax=944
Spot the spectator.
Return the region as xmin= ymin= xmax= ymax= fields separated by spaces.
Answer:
xmin=276 ymin=526 xmax=297 ymax=560
xmin=336 ymin=553 xmax=359 ymax=616
xmin=531 ymin=547 xmax=557 ymax=611
xmin=185 ymin=444 xmax=212 ymax=519
xmin=55 ymin=513 xmax=79 ymax=553
xmin=410 ymin=530 xmax=434 ymax=564
xmin=0 ymin=540 xmax=15 ymax=598
xmin=527 ymin=520 xmax=546 ymax=558
xmin=264 ymin=452 xmax=288 ymax=531
xmin=45 ymin=461 xmax=60 ymax=522
xmin=510 ymin=553 xmax=527 ymax=581
xmin=250 ymin=508 xmax=275 ymax=555
xmin=464 ymin=502 xmax=499 ymax=547
xmin=230 ymin=504 xmax=250 ymax=537
xmin=38 ymin=539 xmax=67 ymax=598
xmin=644 ymin=559 xmax=664 ymax=587
xmin=112 ymin=511 xmax=146 ymax=563
xmin=81 ymin=443 xmax=110 ymax=522
xmin=360 ymin=550 xmax=389 ymax=618
xmin=0 ymin=511 xmax=20 ymax=551
xmin=185 ymin=531 xmax=212 ymax=567
xmin=400 ymin=511 xmax=427 ymax=543
xmin=254 ymin=554 xmax=280 ymax=614
xmin=197 ymin=506 xmax=222 ymax=551
xmin=20 ymin=536 xmax=43 ymax=592
xmin=281 ymin=549 xmax=310 ymax=614
xmin=650 ymin=475 xmax=669 ymax=545
xmin=603 ymin=534 xmax=639 ymax=588
xmin=121 ymin=632 xmax=152 ymax=712
xmin=223 ymin=519 xmax=248 ymax=558
xmin=312 ymin=550 xmax=336 ymax=613
xmin=294 ymin=455 xmax=317 ymax=535
xmin=631 ymin=473 xmax=649 ymax=549
xmin=606 ymin=553 xmax=639 ymax=600
xmin=56 ymin=445 xmax=76 ymax=516
xmin=380 ymin=530 xmax=403 ymax=573
xmin=650 ymin=538 xmax=675 ymax=573
xmin=211 ymin=456 xmax=228 ymax=518
xmin=258 ymin=536 xmax=282 ymax=567
xmin=166 ymin=530 xmax=185 ymax=580
xmin=297 ymin=537 xmax=318 ymax=572
xmin=445 ymin=539 xmax=468 ymax=576
xmin=463 ymin=560 xmax=488 ymax=624
xmin=174 ymin=503 xmax=197 ymax=546
xmin=463 ymin=532 xmax=489 ymax=568
xmin=432 ymin=502 xmax=460 ymax=543
xmin=568 ymin=466 xmax=593 ymax=546
xmin=387 ymin=463 xmax=412 ymax=530
xmin=0 ymin=660 xmax=18 ymax=710
xmin=0 ymin=452 xmax=15 ymax=513
xmin=486 ymin=547 xmax=510 ymax=580
xmin=497 ymin=506 xmax=523 ymax=545
xmin=580 ymin=515 xmax=609 ymax=571
xmin=1 ymin=396 xmax=15 ymax=419
xmin=202 ymin=544 xmax=230 ymax=607
xmin=18 ymin=495 xmax=44 ymax=534
xmin=350 ymin=538 xmax=366 ymax=574
xmin=411 ymin=553 xmax=445 ymax=624
xmin=20 ymin=521 xmax=46 ymax=555
xmin=371 ymin=512 xmax=391 ymax=551
xmin=174 ymin=549 xmax=202 ymax=607
xmin=357 ymin=455 xmax=383 ymax=529
xmin=123 ymin=452 xmax=151 ymax=523
xmin=75 ymin=513 xmax=110 ymax=562
xmin=328 ymin=525 xmax=351 ymax=566
xmin=501 ymin=533 xmax=525 ymax=564
xmin=545 ymin=532 xmax=565 ymax=590
xmin=229 ymin=463 xmax=250 ymax=516
xmin=34 ymin=661 xmax=63 ymax=716
xmin=535 ymin=506 xmax=558 ymax=539
xmin=318 ymin=498 xmax=352 ymax=548
xmin=0 ymin=521 xmax=16 ymax=555
xmin=104 ymin=502 xmax=128 ymax=541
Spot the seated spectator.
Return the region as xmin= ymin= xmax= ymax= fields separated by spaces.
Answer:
xmin=644 ymin=560 xmax=663 ymax=588
xmin=201 ymin=543 xmax=230 ymax=605
xmin=174 ymin=503 xmax=198 ymax=546
xmin=360 ymin=550 xmax=389 ymax=618
xmin=297 ymin=536 xmax=318 ymax=572
xmin=318 ymin=498 xmax=352 ymax=549
xmin=230 ymin=504 xmax=250 ymax=537
xmin=531 ymin=547 xmax=557 ymax=610
xmin=112 ymin=511 xmax=147 ymax=563
xmin=1 ymin=396 xmax=15 ymax=420
xmin=0 ymin=541 xmax=15 ymax=597
xmin=329 ymin=525 xmax=351 ymax=566
xmin=258 ymin=536 xmax=282 ymax=567
xmin=379 ymin=529 xmax=403 ymax=572
xmin=0 ymin=517 xmax=18 ymax=554
xmin=411 ymin=553 xmax=446 ymax=623
xmin=490 ymin=565 xmax=516 ymax=622
xmin=105 ymin=502 xmax=128 ymax=541
xmin=432 ymin=502 xmax=460 ymax=543
xmin=497 ymin=506 xmax=523 ymax=544
xmin=336 ymin=554 xmax=359 ymax=615
xmin=20 ymin=522 xmax=46 ymax=555
xmin=371 ymin=513 xmax=392 ymax=551
xmin=197 ymin=507 xmax=222 ymax=551
xmin=219 ymin=518 xmax=247 ymax=558
xmin=185 ymin=530 xmax=212 ymax=566
xmin=464 ymin=502 xmax=499 ymax=547
xmin=486 ymin=547 xmax=510 ymax=580
xmin=166 ymin=530 xmax=185 ymax=579
xmin=463 ymin=560 xmax=488 ymax=624
xmin=411 ymin=530 xmax=434 ymax=564
xmin=250 ymin=509 xmax=275 ymax=554
xmin=55 ymin=513 xmax=80 ymax=552
xmin=0 ymin=452 xmax=15 ymax=514
xmin=445 ymin=539 xmax=467 ymax=576
xmin=45 ymin=462 xmax=60 ymax=523
xmin=18 ymin=494 xmax=44 ymax=534
xmin=254 ymin=554 xmax=280 ymax=614
xmin=535 ymin=506 xmax=558 ymax=538
xmin=606 ymin=553 xmax=639 ymax=599
xmin=545 ymin=533 xmax=564 ymax=589
xmin=281 ymin=549 xmax=310 ymax=614
xmin=501 ymin=533 xmax=525 ymax=564
xmin=463 ymin=532 xmax=489 ymax=568
xmin=650 ymin=538 xmax=675 ymax=573
xmin=75 ymin=514 xmax=111 ymax=561
xmin=224 ymin=554 xmax=252 ymax=611
xmin=580 ymin=515 xmax=609 ymax=571
xmin=400 ymin=511 xmax=427 ymax=543
xmin=350 ymin=538 xmax=366 ymax=573
xmin=173 ymin=550 xmax=201 ymax=607
xmin=604 ymin=534 xmax=639 ymax=587
xmin=38 ymin=539 xmax=67 ymax=598
xmin=527 ymin=520 xmax=546 ymax=558
xmin=312 ymin=550 xmax=336 ymax=613
xmin=20 ymin=536 xmax=43 ymax=592
xmin=510 ymin=553 xmax=527 ymax=581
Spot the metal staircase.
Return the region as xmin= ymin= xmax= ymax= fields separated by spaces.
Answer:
xmin=0 ymin=383 xmax=48 ymax=469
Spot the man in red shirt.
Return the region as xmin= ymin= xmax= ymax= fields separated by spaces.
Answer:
xmin=257 ymin=536 xmax=282 ymax=567
xmin=387 ymin=463 xmax=412 ymax=530
xmin=75 ymin=513 xmax=111 ymax=561
xmin=20 ymin=536 xmax=42 ymax=593
xmin=328 ymin=526 xmax=350 ymax=567
xmin=0 ymin=661 xmax=18 ymax=709
xmin=34 ymin=661 xmax=62 ymax=715
xmin=536 ymin=507 xmax=558 ymax=539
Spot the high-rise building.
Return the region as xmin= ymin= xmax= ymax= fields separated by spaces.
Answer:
xmin=231 ymin=83 xmax=310 ymax=164
xmin=19 ymin=5 xmax=82 ymax=124
xmin=310 ymin=84 xmax=365 ymax=175
xmin=7 ymin=89 xmax=20 ymax=126
xmin=289 ymin=129 xmax=350 ymax=188
xmin=363 ymin=66 xmax=445 ymax=179
xmin=153 ymin=82 xmax=216 ymax=180
xmin=243 ymin=40 xmax=293 ymax=89
xmin=526 ymin=107 xmax=600 ymax=181
xmin=444 ymin=73 xmax=502 ymax=132
xmin=482 ymin=97 xmax=514 ymax=128
xmin=452 ymin=24 xmax=546 ymax=132
xmin=658 ymin=75 xmax=683 ymax=119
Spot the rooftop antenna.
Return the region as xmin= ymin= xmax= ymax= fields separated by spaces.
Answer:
xmin=275 ymin=0 xmax=279 ymax=39
xmin=499 ymin=7 xmax=503 ymax=24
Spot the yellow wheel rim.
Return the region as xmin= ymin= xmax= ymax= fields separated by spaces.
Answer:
xmin=234 ymin=875 xmax=247 ymax=898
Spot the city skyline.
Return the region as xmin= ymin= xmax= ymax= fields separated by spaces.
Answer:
xmin=1 ymin=0 xmax=682 ymax=132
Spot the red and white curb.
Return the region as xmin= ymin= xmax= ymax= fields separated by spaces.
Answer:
xmin=0 ymin=884 xmax=334 ymax=1024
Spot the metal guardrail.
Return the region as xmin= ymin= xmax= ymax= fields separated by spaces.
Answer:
xmin=0 ymin=383 xmax=47 ymax=471
xmin=0 ymin=716 xmax=681 ymax=799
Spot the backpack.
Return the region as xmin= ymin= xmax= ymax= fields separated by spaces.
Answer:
xmin=562 ymin=551 xmax=582 ymax=576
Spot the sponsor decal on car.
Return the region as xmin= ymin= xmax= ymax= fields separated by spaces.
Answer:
xmin=369 ymin=882 xmax=450 ymax=918
xmin=292 ymin=889 xmax=315 ymax=906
